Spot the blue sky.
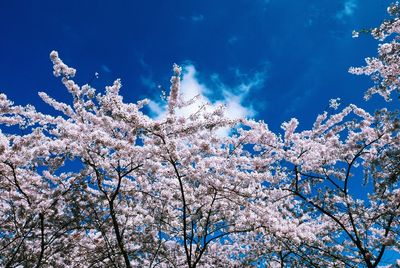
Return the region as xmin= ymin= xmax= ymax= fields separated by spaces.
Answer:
xmin=1 ymin=0 xmax=399 ymax=264
xmin=0 ymin=0 xmax=393 ymax=132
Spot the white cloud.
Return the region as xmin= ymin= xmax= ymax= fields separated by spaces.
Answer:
xmin=336 ymin=0 xmax=357 ymax=20
xmin=148 ymin=100 xmax=164 ymax=116
xmin=148 ymin=64 xmax=267 ymax=134
xmin=174 ymin=65 xmax=211 ymax=117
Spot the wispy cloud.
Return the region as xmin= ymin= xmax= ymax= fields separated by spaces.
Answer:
xmin=180 ymin=14 xmax=205 ymax=23
xmin=190 ymin=14 xmax=204 ymax=23
xmin=148 ymin=64 xmax=267 ymax=134
xmin=140 ymin=75 xmax=157 ymax=89
xmin=336 ymin=0 xmax=357 ymax=21
xmin=228 ymin=36 xmax=239 ymax=45
xmin=260 ymin=0 xmax=271 ymax=11
xmin=101 ymin=64 xmax=112 ymax=73
xmin=138 ymin=56 xmax=159 ymax=90
xmin=138 ymin=57 xmax=149 ymax=69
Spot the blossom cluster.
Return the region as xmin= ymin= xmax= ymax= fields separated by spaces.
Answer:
xmin=1 ymin=4 xmax=400 ymax=267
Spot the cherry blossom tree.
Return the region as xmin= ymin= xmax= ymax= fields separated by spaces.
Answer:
xmin=0 ymin=52 xmax=290 ymax=267
xmin=257 ymin=4 xmax=400 ymax=265
xmin=350 ymin=2 xmax=400 ymax=101
xmin=1 ymin=3 xmax=400 ymax=267
xmin=247 ymin=5 xmax=400 ymax=265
